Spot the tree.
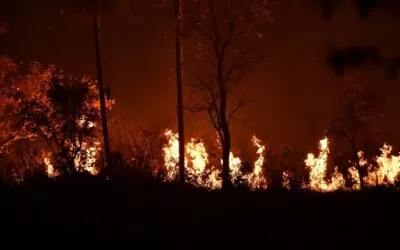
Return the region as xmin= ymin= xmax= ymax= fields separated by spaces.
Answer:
xmin=327 ymin=83 xmax=385 ymax=188
xmin=61 ymin=0 xmax=117 ymax=172
xmin=0 ymin=59 xmax=114 ymax=180
xmin=174 ymin=0 xmax=186 ymax=184
xmin=313 ymin=0 xmax=396 ymax=187
xmin=187 ymin=0 xmax=270 ymax=189
xmin=279 ymin=146 xmax=307 ymax=190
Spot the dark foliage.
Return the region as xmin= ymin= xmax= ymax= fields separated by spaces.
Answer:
xmin=327 ymin=46 xmax=381 ymax=75
xmin=354 ymin=0 xmax=382 ymax=18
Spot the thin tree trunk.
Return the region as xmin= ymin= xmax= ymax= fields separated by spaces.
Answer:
xmin=94 ymin=14 xmax=111 ymax=171
xmin=221 ymin=128 xmax=231 ymax=189
xmin=175 ymin=0 xmax=185 ymax=184
xmin=218 ymin=57 xmax=231 ymax=190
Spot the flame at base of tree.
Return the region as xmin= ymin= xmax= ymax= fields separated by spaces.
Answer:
xmin=43 ymin=132 xmax=102 ymax=178
xmin=160 ymin=130 xmax=400 ymax=191
xmin=243 ymin=136 xmax=268 ymax=190
xmin=160 ymin=129 xmax=268 ymax=190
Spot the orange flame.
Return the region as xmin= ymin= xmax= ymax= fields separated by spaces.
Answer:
xmin=305 ymin=137 xmax=346 ymax=192
xmin=244 ymin=135 xmax=268 ymax=190
xmin=161 ymin=129 xmax=268 ymax=190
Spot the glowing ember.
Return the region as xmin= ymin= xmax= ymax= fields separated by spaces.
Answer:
xmin=282 ymin=170 xmax=290 ymax=190
xmin=43 ymin=151 xmax=57 ymax=178
xmin=73 ymin=140 xmax=101 ymax=175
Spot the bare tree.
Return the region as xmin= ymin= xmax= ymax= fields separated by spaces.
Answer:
xmin=174 ymin=0 xmax=186 ymax=184
xmin=327 ymin=83 xmax=385 ymax=188
xmin=187 ymin=0 xmax=270 ymax=189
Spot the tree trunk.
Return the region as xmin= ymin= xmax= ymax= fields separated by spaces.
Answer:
xmin=93 ymin=14 xmax=111 ymax=172
xmin=218 ymin=59 xmax=231 ymax=190
xmin=351 ymin=144 xmax=365 ymax=189
xmin=174 ymin=0 xmax=185 ymax=184
xmin=221 ymin=126 xmax=231 ymax=189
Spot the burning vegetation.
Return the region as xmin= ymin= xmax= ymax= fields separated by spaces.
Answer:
xmin=1 ymin=55 xmax=399 ymax=191
xmin=0 ymin=1 xmax=400 ymax=192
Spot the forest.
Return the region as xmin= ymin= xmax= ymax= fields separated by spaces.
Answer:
xmin=1 ymin=0 xmax=400 ymax=243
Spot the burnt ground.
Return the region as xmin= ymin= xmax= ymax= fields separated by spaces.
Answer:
xmin=0 ymin=174 xmax=399 ymax=246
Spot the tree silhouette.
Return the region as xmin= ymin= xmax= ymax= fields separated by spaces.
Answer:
xmin=174 ymin=0 xmax=186 ymax=184
xmin=187 ymin=0 xmax=270 ymax=189
xmin=327 ymin=83 xmax=385 ymax=188
xmin=61 ymin=0 xmax=116 ymax=172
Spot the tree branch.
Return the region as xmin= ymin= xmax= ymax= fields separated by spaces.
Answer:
xmin=228 ymin=99 xmax=252 ymax=125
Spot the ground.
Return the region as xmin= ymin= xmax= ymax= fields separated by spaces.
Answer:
xmin=0 ymin=174 xmax=399 ymax=245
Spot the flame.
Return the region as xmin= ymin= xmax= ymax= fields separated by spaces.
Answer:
xmin=43 ymin=116 xmax=101 ymax=177
xmin=282 ymin=170 xmax=290 ymax=190
xmin=305 ymin=137 xmax=346 ymax=192
xmin=185 ymin=138 xmax=209 ymax=187
xmin=348 ymin=166 xmax=361 ymax=190
xmin=73 ymin=140 xmax=101 ymax=175
xmin=161 ymin=129 xmax=268 ymax=190
xmin=42 ymin=151 xmax=57 ymax=178
xmin=162 ymin=129 xmax=180 ymax=181
xmin=363 ymin=144 xmax=400 ymax=187
xmin=162 ymin=129 xmax=222 ymax=189
xmin=304 ymin=139 xmax=400 ymax=191
xmin=244 ymin=135 xmax=268 ymax=190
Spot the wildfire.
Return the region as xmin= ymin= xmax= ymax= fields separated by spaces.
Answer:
xmin=363 ymin=144 xmax=400 ymax=187
xmin=43 ymin=116 xmax=101 ymax=177
xmin=41 ymin=124 xmax=400 ymax=191
xmin=244 ymin=135 xmax=268 ymax=190
xmin=305 ymin=137 xmax=346 ymax=192
xmin=304 ymin=138 xmax=400 ymax=191
xmin=282 ymin=171 xmax=290 ymax=190
xmin=160 ymin=129 xmax=269 ymax=190
xmin=162 ymin=129 xmax=180 ymax=181
xmin=42 ymin=151 xmax=57 ymax=178
xmin=73 ymin=140 xmax=101 ymax=175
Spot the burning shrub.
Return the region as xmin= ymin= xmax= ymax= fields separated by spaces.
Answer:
xmin=0 ymin=59 xmax=114 ymax=181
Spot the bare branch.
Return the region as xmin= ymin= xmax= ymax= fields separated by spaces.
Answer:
xmin=209 ymin=0 xmax=220 ymax=40
xmin=228 ymin=99 xmax=252 ymax=125
xmin=187 ymin=15 xmax=215 ymax=42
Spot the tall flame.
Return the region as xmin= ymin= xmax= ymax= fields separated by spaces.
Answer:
xmin=244 ymin=135 xmax=268 ymax=190
xmin=161 ymin=129 xmax=268 ymax=190
xmin=305 ymin=137 xmax=346 ymax=192
xmin=364 ymin=144 xmax=400 ymax=187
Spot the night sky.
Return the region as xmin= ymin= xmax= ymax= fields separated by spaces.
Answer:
xmin=1 ymin=0 xmax=400 ymax=155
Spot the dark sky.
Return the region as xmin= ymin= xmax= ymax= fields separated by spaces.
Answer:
xmin=1 ymin=0 xmax=400 ymax=155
